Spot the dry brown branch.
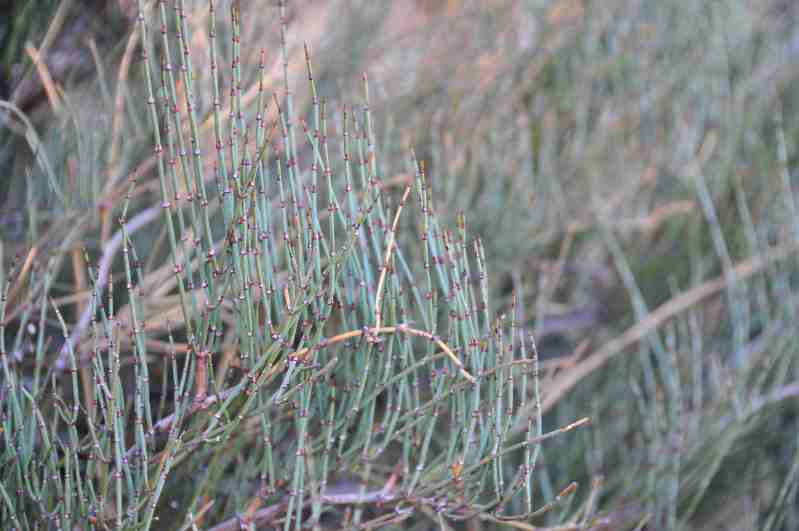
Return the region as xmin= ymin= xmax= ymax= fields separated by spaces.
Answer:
xmin=519 ymin=242 xmax=799 ymax=422
xmin=10 ymin=0 xmax=73 ymax=108
xmin=24 ymin=43 xmax=61 ymax=112
xmin=374 ymin=184 xmax=412 ymax=331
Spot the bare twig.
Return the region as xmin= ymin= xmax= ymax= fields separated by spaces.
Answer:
xmin=10 ymin=0 xmax=74 ymax=108
xmin=373 ymin=184 xmax=412 ymax=331
xmin=24 ymin=43 xmax=61 ymax=111
xmin=207 ymin=481 xmax=401 ymax=531
xmin=293 ymin=323 xmax=476 ymax=383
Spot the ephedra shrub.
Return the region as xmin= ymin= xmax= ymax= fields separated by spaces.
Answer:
xmin=0 ymin=1 xmax=591 ymax=529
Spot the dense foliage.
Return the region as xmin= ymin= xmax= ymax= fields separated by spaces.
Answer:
xmin=2 ymin=1 xmax=799 ymax=529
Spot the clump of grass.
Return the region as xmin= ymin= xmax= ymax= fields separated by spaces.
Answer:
xmin=0 ymin=1 xmax=589 ymax=528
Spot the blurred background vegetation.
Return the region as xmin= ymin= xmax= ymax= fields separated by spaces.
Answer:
xmin=3 ymin=0 xmax=799 ymax=529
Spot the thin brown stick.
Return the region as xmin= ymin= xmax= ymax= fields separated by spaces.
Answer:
xmin=207 ymin=501 xmax=288 ymax=531
xmin=10 ymin=0 xmax=73 ymax=107
xmin=24 ymin=44 xmax=61 ymax=111
xmin=194 ymin=349 xmax=209 ymax=402
xmin=293 ymin=324 xmax=476 ymax=383
xmin=70 ymin=248 xmax=95 ymax=419
xmin=374 ymin=184 xmax=412 ymax=331
xmin=209 ymin=479 xmax=404 ymax=531
xmin=6 ymin=246 xmax=37 ymax=311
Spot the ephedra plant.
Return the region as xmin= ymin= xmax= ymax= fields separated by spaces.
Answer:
xmin=0 ymin=1 xmax=590 ymax=528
